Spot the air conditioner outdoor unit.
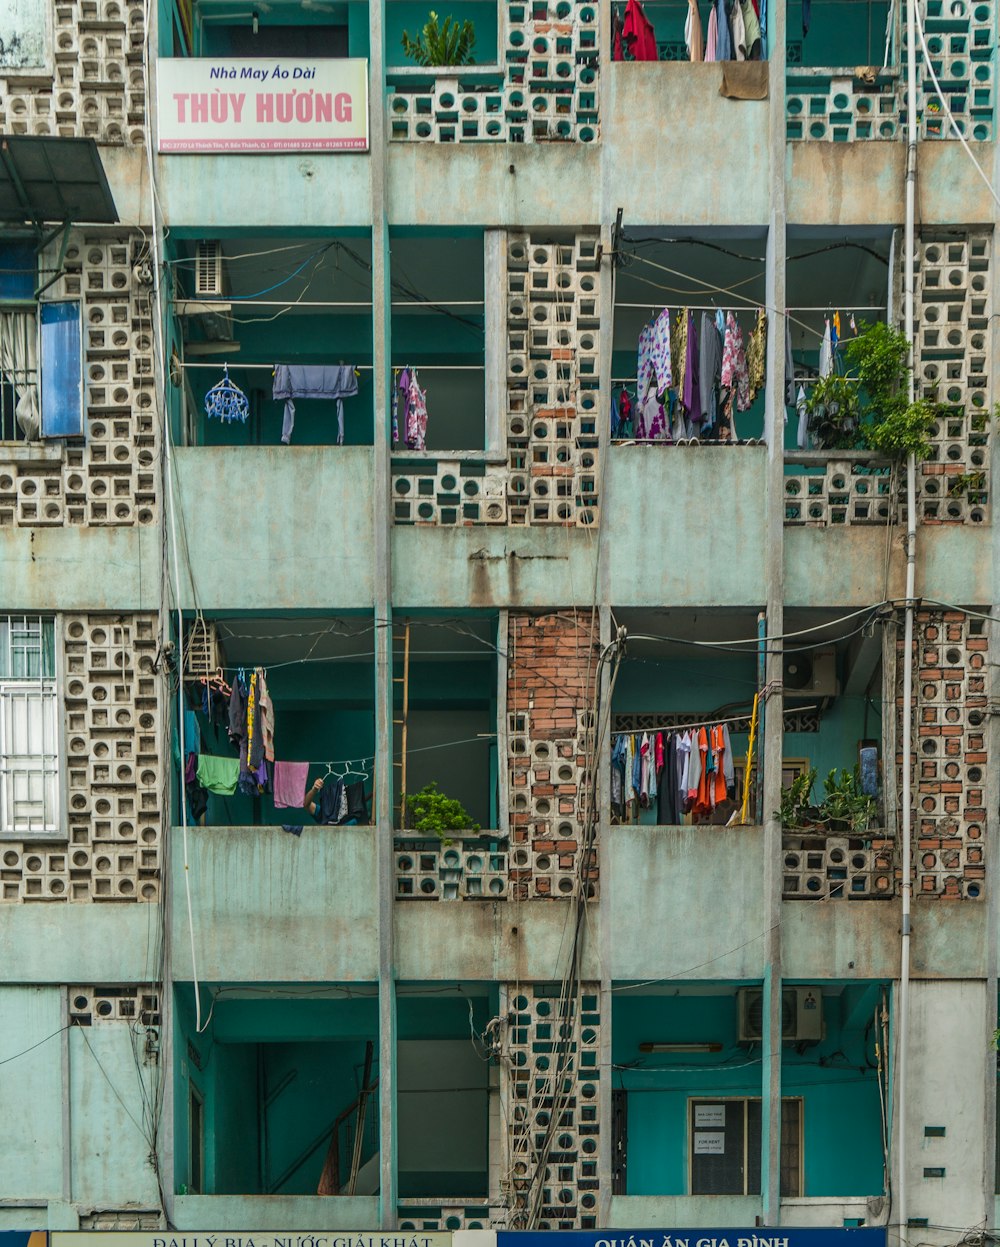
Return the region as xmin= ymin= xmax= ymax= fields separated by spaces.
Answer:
xmin=783 ymin=647 xmax=838 ymax=698
xmin=737 ymin=986 xmax=823 ymax=1043
xmin=195 ymin=240 xmax=225 ymax=297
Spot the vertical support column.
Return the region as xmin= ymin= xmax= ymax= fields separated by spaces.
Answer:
xmin=596 ymin=603 xmax=613 ymax=1225
xmin=761 ymin=0 xmax=787 ymax=1211
xmin=370 ymin=0 xmax=397 ymax=1226
xmin=497 ymin=608 xmax=511 ymax=840
xmin=594 ymin=211 xmax=616 ymax=1224
xmin=485 ymin=230 xmax=506 ymax=459
xmin=983 ymin=144 xmax=1000 ymax=1216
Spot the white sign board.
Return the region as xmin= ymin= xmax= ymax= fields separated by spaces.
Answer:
xmin=156 ymin=58 xmax=369 ymax=152
xmin=694 ymin=1131 xmax=726 ymax=1154
xmin=695 ymin=1103 xmax=726 ymax=1128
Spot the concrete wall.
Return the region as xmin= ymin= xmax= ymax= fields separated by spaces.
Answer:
xmin=169 ymin=826 xmax=379 ymax=981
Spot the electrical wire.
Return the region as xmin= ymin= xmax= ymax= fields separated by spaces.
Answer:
xmin=0 ymin=1023 xmax=73 ymax=1065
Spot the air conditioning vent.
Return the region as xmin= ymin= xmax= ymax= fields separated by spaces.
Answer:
xmin=195 ymin=240 xmax=224 ymax=297
xmin=737 ymin=986 xmax=823 ymax=1043
xmin=184 ymin=619 xmax=225 ymax=679
xmin=783 ymin=647 xmax=838 ymax=698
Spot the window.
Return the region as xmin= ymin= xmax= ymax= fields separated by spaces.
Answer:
xmin=689 ymin=1098 xmax=802 ymax=1196
xmin=0 ymin=309 xmax=38 ymax=442
xmin=0 ymin=616 xmax=59 ymax=837
xmin=0 ymin=242 xmax=39 ymax=443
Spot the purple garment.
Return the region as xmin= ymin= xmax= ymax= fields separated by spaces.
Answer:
xmin=185 ymin=752 xmax=197 ymax=785
xmin=682 ymin=310 xmax=702 ymax=426
xmin=274 ymin=761 xmax=310 ymax=809
xmin=397 ymin=368 xmax=411 ymax=446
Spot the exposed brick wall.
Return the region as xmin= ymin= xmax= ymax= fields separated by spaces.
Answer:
xmin=507 ymin=611 xmax=599 ymax=899
xmin=897 ymin=608 xmax=988 ymax=898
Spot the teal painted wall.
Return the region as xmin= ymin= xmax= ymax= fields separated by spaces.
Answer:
xmin=613 ymin=984 xmax=887 ymax=1198
xmin=174 ymin=988 xmax=379 ymax=1195
xmin=385 ymin=4 xmax=499 ymax=67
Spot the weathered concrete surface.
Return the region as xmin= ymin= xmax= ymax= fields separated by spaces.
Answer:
xmin=157 ymin=154 xmax=372 ymax=230
xmin=782 ymin=895 xmax=987 ymax=979
xmin=0 ymin=904 xmax=166 ymax=983
xmin=0 ymin=525 xmax=161 ymax=612
xmin=394 ymin=897 xmax=600 ymax=982
xmin=169 ymin=826 xmax=379 ymax=982
xmin=785 ymin=524 xmax=990 ymax=608
xmin=787 ymin=140 xmax=997 ymax=227
xmin=606 ymin=65 xmax=771 ymax=225
xmin=905 ymin=981 xmax=991 ymax=1227
xmin=173 ymin=447 xmax=375 ymax=610
xmin=607 ymin=827 xmax=768 ymax=981
xmin=610 ymin=1194 xmax=764 ymax=1226
xmin=172 ymin=1195 xmax=379 ymax=1229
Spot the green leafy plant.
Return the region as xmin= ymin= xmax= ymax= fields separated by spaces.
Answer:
xmin=777 ymin=765 xmax=877 ymax=835
xmin=948 ymin=470 xmax=986 ymax=498
xmin=401 ymin=11 xmax=477 ymax=66
xmin=804 ymin=321 xmax=944 ymax=460
xmin=405 ymin=781 xmax=479 ymax=841
xmin=819 ymin=767 xmax=877 ymax=834
xmin=777 ymin=767 xmax=818 ymax=828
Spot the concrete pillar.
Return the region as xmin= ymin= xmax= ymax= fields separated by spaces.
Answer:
xmin=762 ymin=4 xmax=788 ymax=1215
xmin=369 ymin=0 xmax=397 ymax=1226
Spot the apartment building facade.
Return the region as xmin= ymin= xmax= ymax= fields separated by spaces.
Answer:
xmin=0 ymin=0 xmax=997 ymax=1240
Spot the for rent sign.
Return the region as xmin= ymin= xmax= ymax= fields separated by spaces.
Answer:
xmin=156 ymin=58 xmax=369 ymax=152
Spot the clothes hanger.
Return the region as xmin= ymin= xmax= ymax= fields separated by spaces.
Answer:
xmin=342 ymin=758 xmax=370 ymax=783
xmin=204 ymin=364 xmax=250 ymax=424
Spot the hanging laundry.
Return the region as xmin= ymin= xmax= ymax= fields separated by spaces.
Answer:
xmin=796 ymin=383 xmax=809 ymax=449
xmin=721 ymin=311 xmax=751 ymax=414
xmin=204 ymin=366 xmax=249 ymax=424
xmin=272 ymin=363 xmax=359 ymax=445
xmin=682 ymin=310 xmax=702 ymax=430
xmin=274 ymin=760 xmax=309 ymax=809
xmin=636 ymin=321 xmax=655 ymax=402
xmin=731 ymin=0 xmax=747 ymax=59
xmin=613 ymin=720 xmax=742 ymax=826
xmin=819 ymin=317 xmax=834 ymax=378
xmin=832 ymin=310 xmax=841 ymax=347
xmin=699 ymin=311 xmax=723 ymax=431
xmin=705 ymin=5 xmax=719 ymax=59
xmin=713 ymin=0 xmax=733 ymax=59
xmin=406 ymin=368 xmax=429 ymax=450
xmin=196 ymin=754 xmax=240 ymax=796
xmin=621 ymin=0 xmax=659 ymax=60
xmin=671 ymin=307 xmax=688 ymax=394
xmin=741 ymin=0 xmax=762 ymax=58
xmin=685 ymin=0 xmax=705 ymax=61
xmin=746 ymin=308 xmax=767 ymax=405
xmin=650 ymin=308 xmax=673 ymax=393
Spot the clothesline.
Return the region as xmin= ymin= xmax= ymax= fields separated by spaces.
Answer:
xmin=613 ymin=704 xmax=817 ymax=734
xmin=181 ymin=362 xmax=485 ymax=372
xmin=171 ymin=299 xmax=485 ymax=309
xmin=616 ymin=302 xmax=886 ymax=313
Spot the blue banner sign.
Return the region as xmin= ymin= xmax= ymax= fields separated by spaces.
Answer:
xmin=498 ymin=1231 xmax=886 ymax=1247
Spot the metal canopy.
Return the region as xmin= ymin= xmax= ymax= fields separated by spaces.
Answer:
xmin=0 ymin=135 xmax=118 ymax=227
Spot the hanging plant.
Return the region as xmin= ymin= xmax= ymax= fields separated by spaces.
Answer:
xmin=401 ymin=11 xmax=477 ymax=66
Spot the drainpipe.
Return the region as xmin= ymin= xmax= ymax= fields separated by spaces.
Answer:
xmin=898 ymin=0 xmax=919 ymax=1234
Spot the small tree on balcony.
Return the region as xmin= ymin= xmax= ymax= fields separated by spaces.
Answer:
xmin=405 ymin=781 xmax=480 ymax=842
xmin=401 ymin=11 xmax=477 ymax=67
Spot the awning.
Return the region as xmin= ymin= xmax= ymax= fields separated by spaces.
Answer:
xmin=0 ymin=135 xmax=118 ymax=228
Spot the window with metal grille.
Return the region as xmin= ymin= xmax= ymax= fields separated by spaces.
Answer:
xmin=689 ymin=1097 xmax=802 ymax=1196
xmin=0 ymin=616 xmax=59 ymax=836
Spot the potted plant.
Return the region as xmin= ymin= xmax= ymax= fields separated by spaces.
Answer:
xmin=401 ymin=11 xmax=477 ymax=66
xmin=777 ymin=765 xmax=877 ymax=835
xmin=404 ymin=781 xmax=480 ymax=844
